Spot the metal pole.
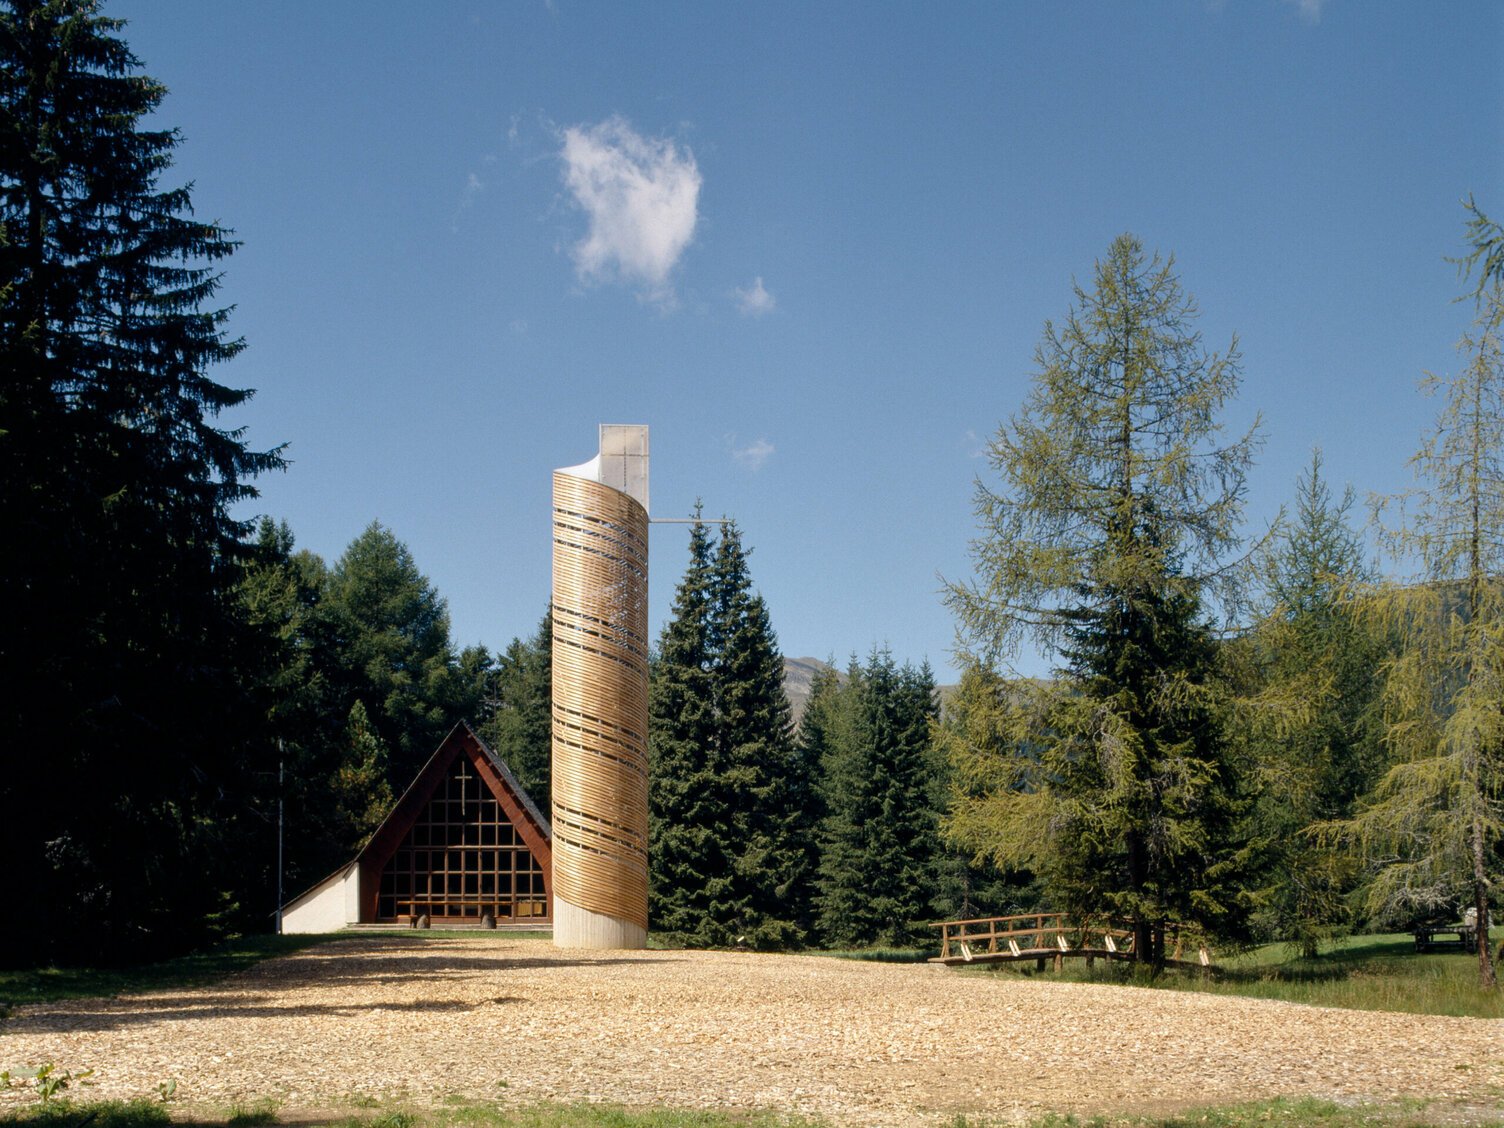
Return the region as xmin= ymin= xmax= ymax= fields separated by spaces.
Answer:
xmin=275 ymin=746 xmax=284 ymax=935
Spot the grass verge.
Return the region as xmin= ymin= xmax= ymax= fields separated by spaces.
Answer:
xmin=815 ymin=946 xmax=937 ymax=963
xmin=1 ymin=1096 xmax=1499 ymax=1128
xmin=963 ymin=931 xmax=1504 ymax=1018
xmin=0 ymin=1098 xmax=820 ymax=1128
xmin=1014 ymin=1096 xmax=1504 ymax=1128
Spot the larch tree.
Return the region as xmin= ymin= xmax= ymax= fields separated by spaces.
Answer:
xmin=942 ymin=234 xmax=1263 ymax=967
xmin=238 ymin=519 xmax=332 ymax=747
xmin=1327 ymin=286 xmax=1504 ymax=988
xmin=330 ymin=699 xmax=395 ymax=850
xmin=932 ymin=663 xmax=1047 ymax=922
xmin=239 ymin=518 xmax=492 ymax=891
xmin=0 ymin=0 xmax=283 ymax=963
xmin=1455 ymin=195 xmax=1503 ymax=303
xmin=237 ymin=519 xmax=351 ymax=891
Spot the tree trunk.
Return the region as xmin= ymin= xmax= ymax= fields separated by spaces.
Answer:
xmin=1473 ymin=813 xmax=1497 ymax=988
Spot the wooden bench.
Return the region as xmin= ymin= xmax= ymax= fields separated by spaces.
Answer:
xmin=1412 ymin=924 xmax=1475 ymax=953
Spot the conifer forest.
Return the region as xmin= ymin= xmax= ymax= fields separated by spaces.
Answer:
xmin=1 ymin=0 xmax=1501 ymax=992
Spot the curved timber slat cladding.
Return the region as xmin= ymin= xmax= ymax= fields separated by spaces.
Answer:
xmin=551 ymin=470 xmax=650 ymax=945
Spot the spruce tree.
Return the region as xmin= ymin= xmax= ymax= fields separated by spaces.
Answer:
xmin=815 ymin=649 xmax=941 ymax=948
xmin=649 ymin=518 xmax=806 ymax=947
xmin=1055 ymin=574 xmax=1250 ymax=963
xmin=325 ymin=521 xmax=466 ymax=785
xmin=1244 ymin=452 xmax=1383 ymax=953
xmin=794 ymin=664 xmax=844 ymax=923
xmin=480 ymin=609 xmax=554 ymax=814
xmin=0 ymin=0 xmax=283 ymax=963
xmin=648 ymin=518 xmax=722 ymax=940
xmin=710 ymin=523 xmax=807 ymax=947
xmin=787 ymin=664 xmax=839 ymax=936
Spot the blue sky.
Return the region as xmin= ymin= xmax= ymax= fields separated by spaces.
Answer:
xmin=114 ymin=1 xmax=1502 ymax=679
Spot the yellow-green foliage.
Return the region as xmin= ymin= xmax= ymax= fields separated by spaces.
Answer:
xmin=939 ymin=235 xmax=1265 ymax=953
xmin=938 ymin=666 xmax=1056 ymax=876
xmin=943 ymin=235 xmax=1260 ymax=670
xmin=1322 ymin=288 xmax=1504 ymax=987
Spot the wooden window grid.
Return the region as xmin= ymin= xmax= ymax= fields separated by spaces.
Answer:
xmin=376 ymin=755 xmax=548 ymax=921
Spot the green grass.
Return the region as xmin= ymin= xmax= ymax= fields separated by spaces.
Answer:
xmin=224 ymin=1100 xmax=280 ymax=1128
xmin=817 ymin=931 xmax=1504 ymax=1015
xmin=0 ymin=1099 xmax=173 ymax=1128
xmin=814 ymin=945 xmax=937 ymax=963
xmin=0 ymin=1100 xmax=823 ymax=1128
xmin=0 ymin=1096 xmax=1496 ymax=1128
xmin=1008 ymin=1096 xmax=1504 ymax=1128
xmin=965 ymin=930 xmax=1504 ymax=1018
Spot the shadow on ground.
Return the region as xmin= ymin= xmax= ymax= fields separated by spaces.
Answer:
xmin=5 ymin=938 xmax=681 ymax=1035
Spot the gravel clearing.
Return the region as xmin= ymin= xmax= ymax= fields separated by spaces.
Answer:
xmin=1 ymin=935 xmax=1501 ymax=1126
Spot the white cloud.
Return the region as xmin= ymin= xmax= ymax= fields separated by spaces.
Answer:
xmin=734 ymin=276 xmax=775 ymax=317
xmin=1284 ymin=0 xmax=1326 ymax=22
xmin=559 ymin=116 xmax=700 ymax=305
xmin=732 ymin=438 xmax=774 ymax=470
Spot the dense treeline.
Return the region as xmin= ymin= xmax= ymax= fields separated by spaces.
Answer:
xmin=648 ymin=518 xmax=809 ymax=948
xmin=0 ymin=0 xmax=284 ymax=967
xmin=645 ymin=523 xmax=1035 ymax=950
xmin=3 ymin=1 xmax=1501 ymax=982
xmin=239 ymin=518 xmax=490 ymax=899
xmin=0 ymin=1 xmax=544 ymax=965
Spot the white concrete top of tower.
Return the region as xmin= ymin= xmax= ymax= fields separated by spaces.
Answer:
xmin=557 ymin=424 xmax=649 ymax=513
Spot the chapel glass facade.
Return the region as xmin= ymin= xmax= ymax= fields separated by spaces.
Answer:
xmin=375 ymin=754 xmax=548 ymax=921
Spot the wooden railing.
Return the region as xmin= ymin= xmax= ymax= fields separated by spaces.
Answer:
xmin=930 ymin=913 xmax=1211 ymax=968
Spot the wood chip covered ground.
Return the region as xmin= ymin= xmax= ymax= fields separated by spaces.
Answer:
xmin=1 ymin=935 xmax=1501 ymax=1126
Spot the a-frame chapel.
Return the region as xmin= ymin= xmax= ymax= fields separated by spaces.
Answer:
xmin=280 ymin=721 xmax=552 ymax=931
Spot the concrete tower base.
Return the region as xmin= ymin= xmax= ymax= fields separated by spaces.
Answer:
xmin=553 ymin=895 xmax=646 ymax=950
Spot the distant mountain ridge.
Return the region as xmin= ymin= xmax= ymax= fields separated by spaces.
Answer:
xmin=782 ymin=655 xmax=956 ymax=724
xmin=782 ymin=656 xmax=839 ymax=723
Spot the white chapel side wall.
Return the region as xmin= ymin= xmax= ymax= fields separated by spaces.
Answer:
xmin=281 ymin=864 xmax=359 ymax=933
